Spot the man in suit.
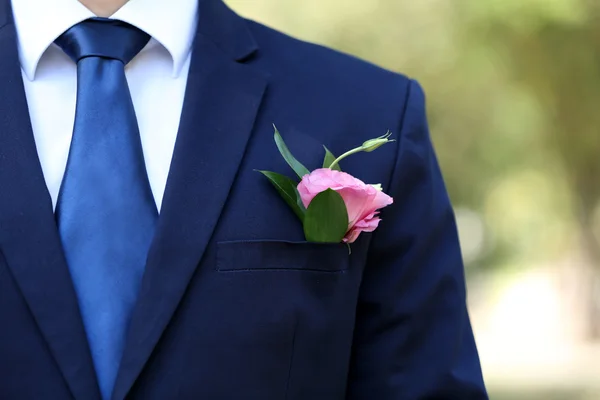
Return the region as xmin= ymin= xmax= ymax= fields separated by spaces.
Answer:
xmin=0 ymin=0 xmax=488 ymax=398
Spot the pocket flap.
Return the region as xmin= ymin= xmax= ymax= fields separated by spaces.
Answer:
xmin=216 ymin=240 xmax=350 ymax=272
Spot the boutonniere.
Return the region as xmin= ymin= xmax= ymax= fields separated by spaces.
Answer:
xmin=258 ymin=126 xmax=394 ymax=247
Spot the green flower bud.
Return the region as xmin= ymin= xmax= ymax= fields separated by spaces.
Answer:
xmin=328 ymin=131 xmax=395 ymax=170
xmin=361 ymin=131 xmax=394 ymax=152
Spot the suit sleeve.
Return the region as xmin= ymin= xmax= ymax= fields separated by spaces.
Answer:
xmin=346 ymin=79 xmax=488 ymax=399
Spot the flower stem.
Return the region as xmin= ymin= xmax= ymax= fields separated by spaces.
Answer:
xmin=328 ymin=147 xmax=363 ymax=170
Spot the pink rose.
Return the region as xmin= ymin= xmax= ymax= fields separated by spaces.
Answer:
xmin=297 ymin=168 xmax=393 ymax=243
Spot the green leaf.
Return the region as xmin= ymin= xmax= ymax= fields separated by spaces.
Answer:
xmin=322 ymin=146 xmax=341 ymax=171
xmin=296 ymin=191 xmax=306 ymax=215
xmin=258 ymin=170 xmax=306 ymax=221
xmin=303 ymin=189 xmax=348 ymax=243
xmin=273 ymin=125 xmax=311 ymax=179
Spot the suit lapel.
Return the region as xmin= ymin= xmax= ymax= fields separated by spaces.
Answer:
xmin=111 ymin=1 xmax=268 ymax=398
xmin=0 ymin=5 xmax=101 ymax=400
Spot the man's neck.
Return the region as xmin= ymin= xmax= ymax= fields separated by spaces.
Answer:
xmin=78 ymin=0 xmax=129 ymax=17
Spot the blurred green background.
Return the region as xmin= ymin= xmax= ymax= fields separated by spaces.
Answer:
xmin=225 ymin=0 xmax=600 ymax=399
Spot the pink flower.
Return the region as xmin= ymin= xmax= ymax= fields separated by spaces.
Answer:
xmin=297 ymin=168 xmax=393 ymax=243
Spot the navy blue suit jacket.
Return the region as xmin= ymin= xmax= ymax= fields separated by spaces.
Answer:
xmin=0 ymin=0 xmax=487 ymax=398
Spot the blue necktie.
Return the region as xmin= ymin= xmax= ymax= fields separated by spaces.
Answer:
xmin=55 ymin=18 xmax=156 ymax=399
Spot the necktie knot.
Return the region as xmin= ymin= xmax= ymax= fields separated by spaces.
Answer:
xmin=56 ymin=18 xmax=150 ymax=64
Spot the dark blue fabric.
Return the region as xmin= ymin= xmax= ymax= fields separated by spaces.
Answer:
xmin=0 ymin=1 xmax=488 ymax=399
xmin=54 ymin=19 xmax=155 ymax=400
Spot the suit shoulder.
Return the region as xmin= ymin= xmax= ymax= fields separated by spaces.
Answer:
xmin=246 ymin=20 xmax=414 ymax=106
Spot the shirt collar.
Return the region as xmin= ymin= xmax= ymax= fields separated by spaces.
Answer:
xmin=11 ymin=0 xmax=198 ymax=81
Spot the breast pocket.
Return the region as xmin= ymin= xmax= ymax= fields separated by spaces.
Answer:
xmin=216 ymin=240 xmax=350 ymax=273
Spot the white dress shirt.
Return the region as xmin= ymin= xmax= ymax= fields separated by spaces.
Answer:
xmin=11 ymin=0 xmax=199 ymax=211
